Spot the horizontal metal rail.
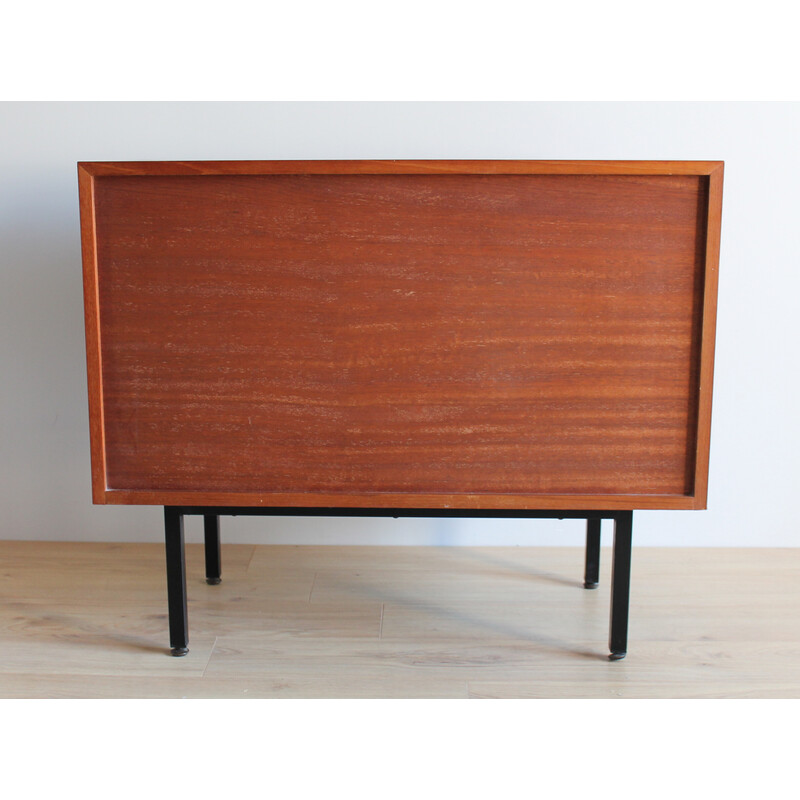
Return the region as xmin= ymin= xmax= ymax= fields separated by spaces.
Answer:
xmin=174 ymin=506 xmax=622 ymax=520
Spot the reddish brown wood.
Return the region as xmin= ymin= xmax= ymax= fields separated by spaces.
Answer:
xmin=100 ymin=490 xmax=704 ymax=511
xmin=81 ymin=160 xmax=723 ymax=177
xmin=78 ymin=165 xmax=107 ymax=503
xmin=691 ymin=163 xmax=723 ymax=508
xmin=79 ymin=161 xmax=722 ymax=510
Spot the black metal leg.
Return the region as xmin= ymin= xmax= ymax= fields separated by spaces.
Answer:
xmin=608 ymin=511 xmax=633 ymax=661
xmin=164 ymin=506 xmax=189 ymax=656
xmin=158 ymin=506 xmax=636 ymax=661
xmin=584 ymin=518 xmax=601 ymax=589
xmin=204 ymin=514 xmax=222 ymax=585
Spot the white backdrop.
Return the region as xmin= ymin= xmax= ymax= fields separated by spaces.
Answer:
xmin=1 ymin=101 xmax=797 ymax=546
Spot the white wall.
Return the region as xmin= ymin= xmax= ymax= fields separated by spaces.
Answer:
xmin=1 ymin=101 xmax=797 ymax=547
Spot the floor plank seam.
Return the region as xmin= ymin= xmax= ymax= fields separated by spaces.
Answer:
xmin=308 ymin=572 xmax=318 ymax=602
xmin=202 ymin=636 xmax=218 ymax=678
xmin=244 ymin=545 xmax=257 ymax=574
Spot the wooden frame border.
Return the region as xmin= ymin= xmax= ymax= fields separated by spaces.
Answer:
xmin=78 ymin=164 xmax=107 ymax=504
xmin=78 ymin=160 xmax=723 ymax=510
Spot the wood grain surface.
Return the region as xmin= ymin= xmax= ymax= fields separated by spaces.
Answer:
xmin=80 ymin=162 xmax=722 ymax=509
xmin=2 ymin=542 xmax=796 ymax=698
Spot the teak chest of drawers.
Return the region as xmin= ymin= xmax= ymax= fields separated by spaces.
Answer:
xmin=78 ymin=160 xmax=723 ymax=659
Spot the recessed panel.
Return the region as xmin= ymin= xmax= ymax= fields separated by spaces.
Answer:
xmin=91 ymin=172 xmax=707 ymax=498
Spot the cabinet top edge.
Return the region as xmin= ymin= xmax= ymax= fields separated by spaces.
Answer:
xmin=77 ymin=160 xmax=724 ymax=177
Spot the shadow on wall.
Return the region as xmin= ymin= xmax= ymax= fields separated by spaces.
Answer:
xmin=0 ymin=181 xmax=92 ymax=538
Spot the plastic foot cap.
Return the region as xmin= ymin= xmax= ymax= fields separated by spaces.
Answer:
xmin=206 ymin=577 xmax=222 ymax=585
xmin=583 ymin=581 xmax=599 ymax=589
xmin=608 ymin=651 xmax=627 ymax=661
xmin=171 ymin=646 xmax=189 ymax=657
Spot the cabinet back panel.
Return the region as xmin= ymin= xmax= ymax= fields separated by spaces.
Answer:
xmin=90 ymin=172 xmax=708 ymax=499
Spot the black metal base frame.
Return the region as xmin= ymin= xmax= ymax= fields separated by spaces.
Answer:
xmin=164 ymin=507 xmax=633 ymax=661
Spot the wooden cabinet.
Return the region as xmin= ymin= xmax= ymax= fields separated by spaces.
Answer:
xmin=79 ymin=160 xmax=723 ymax=659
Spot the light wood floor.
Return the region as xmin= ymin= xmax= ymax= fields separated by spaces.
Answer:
xmin=1 ymin=541 xmax=798 ymax=698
